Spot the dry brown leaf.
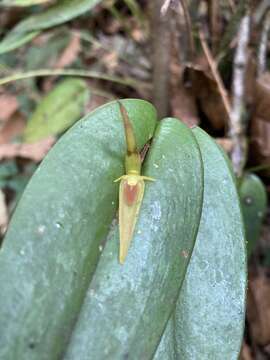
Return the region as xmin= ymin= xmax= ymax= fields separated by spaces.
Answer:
xmin=85 ymin=94 xmax=108 ymax=113
xmin=0 ymin=95 xmax=18 ymax=124
xmin=247 ymin=272 xmax=270 ymax=346
xmin=171 ymin=85 xmax=199 ymax=127
xmin=131 ymin=27 xmax=145 ymax=42
xmin=43 ymin=33 xmax=81 ymax=91
xmin=254 ymin=73 xmax=270 ymax=122
xmin=0 ymin=114 xmax=26 ymax=145
xmin=32 ymin=32 xmax=53 ymax=46
xmin=186 ymin=63 xmax=229 ymax=130
xmin=102 ymin=51 xmax=119 ymax=72
xmin=0 ymin=137 xmax=55 ymax=162
xmin=0 ymin=190 xmax=8 ymax=236
xmin=170 ymin=62 xmax=199 ymax=127
xmin=54 ymin=33 xmax=81 ymax=69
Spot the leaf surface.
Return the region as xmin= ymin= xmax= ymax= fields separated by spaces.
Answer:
xmin=0 ymin=99 xmax=157 ymax=360
xmin=155 ymin=127 xmax=247 ymax=360
xmin=64 ymin=118 xmax=203 ymax=360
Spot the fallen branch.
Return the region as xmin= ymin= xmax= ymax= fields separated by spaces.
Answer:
xmin=199 ymin=30 xmax=232 ymax=121
xmin=257 ymin=10 xmax=270 ymax=77
xmin=230 ymin=14 xmax=250 ymax=176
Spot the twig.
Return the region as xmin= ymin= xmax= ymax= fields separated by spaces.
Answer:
xmin=257 ymin=10 xmax=270 ymax=77
xmin=230 ymin=14 xmax=250 ymax=177
xmin=208 ymin=0 xmax=221 ymax=53
xmin=150 ymin=0 xmax=171 ymax=118
xmin=179 ymin=0 xmax=195 ymax=60
xmin=199 ymin=30 xmax=232 ymax=121
xmin=0 ymin=69 xmax=148 ymax=89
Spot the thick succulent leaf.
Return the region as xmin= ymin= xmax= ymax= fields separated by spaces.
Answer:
xmin=0 ymin=99 xmax=157 ymax=360
xmin=239 ymin=173 xmax=267 ymax=256
xmin=64 ymin=119 xmax=203 ymax=360
xmin=176 ymin=128 xmax=246 ymax=359
xmin=23 ymin=78 xmax=90 ymax=142
xmin=0 ymin=0 xmax=102 ymax=54
xmin=155 ymin=127 xmax=246 ymax=360
xmin=153 ymin=319 xmax=176 ymax=360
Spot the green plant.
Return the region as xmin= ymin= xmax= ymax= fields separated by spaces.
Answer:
xmin=239 ymin=173 xmax=267 ymax=257
xmin=0 ymin=0 xmax=104 ymax=54
xmin=23 ymin=78 xmax=90 ymax=143
xmin=0 ymin=99 xmax=246 ymax=359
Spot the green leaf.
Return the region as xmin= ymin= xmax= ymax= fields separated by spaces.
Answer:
xmin=0 ymin=99 xmax=157 ymax=360
xmin=23 ymin=78 xmax=90 ymax=142
xmin=64 ymin=118 xmax=203 ymax=359
xmin=0 ymin=0 xmax=51 ymax=6
xmin=0 ymin=31 xmax=39 ymax=55
xmin=0 ymin=0 xmax=103 ymax=54
xmin=15 ymin=0 xmax=102 ymax=31
xmin=239 ymin=173 xmax=267 ymax=257
xmin=153 ymin=319 xmax=175 ymax=360
xmin=155 ymin=127 xmax=247 ymax=360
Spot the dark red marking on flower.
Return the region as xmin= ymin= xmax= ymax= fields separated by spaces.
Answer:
xmin=124 ymin=182 xmax=139 ymax=206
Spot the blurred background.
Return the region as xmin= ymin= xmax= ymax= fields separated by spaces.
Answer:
xmin=0 ymin=1 xmax=269 ymax=358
